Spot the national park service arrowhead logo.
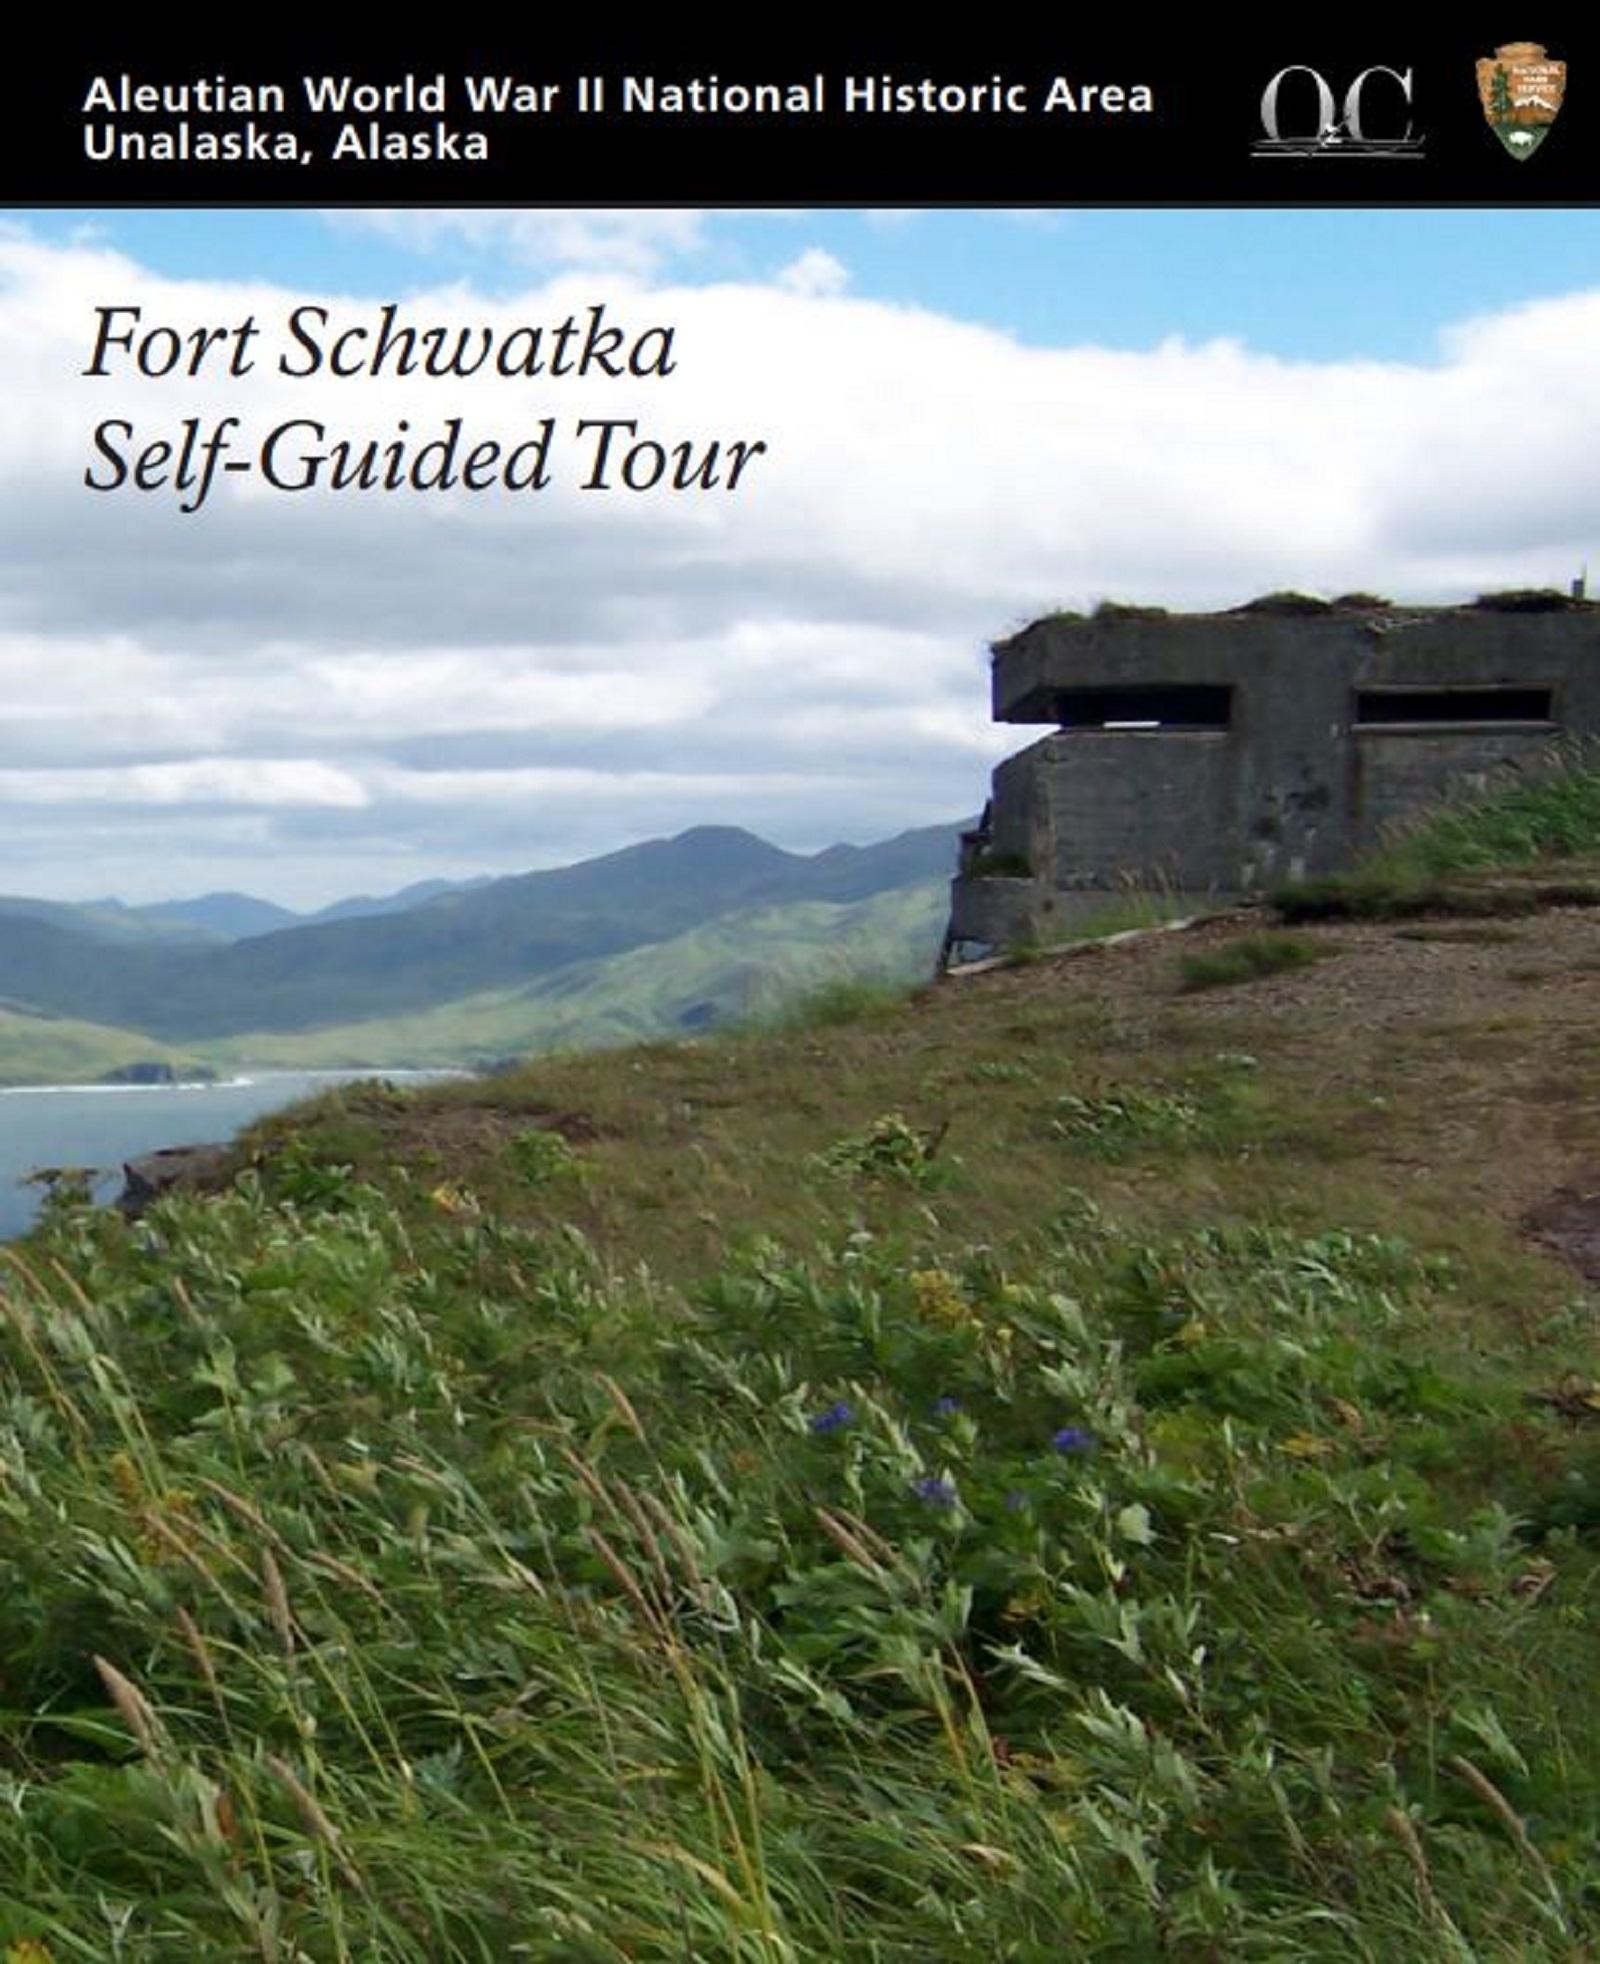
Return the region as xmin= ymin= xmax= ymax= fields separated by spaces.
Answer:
xmin=1477 ymin=42 xmax=1565 ymax=159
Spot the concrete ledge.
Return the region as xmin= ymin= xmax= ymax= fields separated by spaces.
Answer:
xmin=943 ymin=908 xmax=1237 ymax=977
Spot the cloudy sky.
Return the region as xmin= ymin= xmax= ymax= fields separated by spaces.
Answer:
xmin=3 ymin=206 xmax=1599 ymax=906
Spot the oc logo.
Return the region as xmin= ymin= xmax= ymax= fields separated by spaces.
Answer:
xmin=1256 ymin=65 xmax=1421 ymax=155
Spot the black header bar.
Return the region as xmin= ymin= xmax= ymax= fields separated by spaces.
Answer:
xmin=4 ymin=27 xmax=1595 ymax=205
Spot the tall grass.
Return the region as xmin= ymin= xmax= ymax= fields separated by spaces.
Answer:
xmin=1179 ymin=931 xmax=1324 ymax=992
xmin=0 ymin=1121 xmax=1597 ymax=1956
xmin=1276 ymin=743 xmax=1600 ymax=920
xmin=745 ymin=972 xmax=914 ymax=1034
xmin=1055 ymin=869 xmax=1198 ymax=945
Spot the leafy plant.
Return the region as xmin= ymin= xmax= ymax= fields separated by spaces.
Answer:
xmin=1047 ymin=1084 xmax=1207 ymax=1157
xmin=816 ymin=1111 xmax=953 ymax=1186
xmin=0 ymin=915 xmax=1597 ymax=1958
xmin=1179 ymin=931 xmax=1325 ymax=992
xmin=507 ymin=1125 xmax=584 ymax=1183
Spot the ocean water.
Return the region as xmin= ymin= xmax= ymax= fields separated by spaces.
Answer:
xmin=0 ymin=1071 xmax=452 ymax=1241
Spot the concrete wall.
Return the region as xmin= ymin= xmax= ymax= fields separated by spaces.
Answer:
xmin=1351 ymin=726 xmax=1559 ymax=843
xmin=947 ymin=598 xmax=1600 ymax=954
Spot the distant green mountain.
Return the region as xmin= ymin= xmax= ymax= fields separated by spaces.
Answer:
xmin=0 ymin=879 xmax=495 ymax=952
xmin=0 ymin=895 xmax=224 ymax=946
xmin=129 ymin=892 xmax=300 ymax=940
xmin=136 ymin=878 xmax=491 ymax=938
xmin=308 ymin=877 xmax=492 ymax=926
xmin=198 ymin=881 xmax=948 ymax=1070
xmin=0 ymin=822 xmax=965 ymax=1042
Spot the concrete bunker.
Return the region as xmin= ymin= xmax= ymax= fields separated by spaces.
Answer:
xmin=945 ymin=589 xmax=1600 ymax=961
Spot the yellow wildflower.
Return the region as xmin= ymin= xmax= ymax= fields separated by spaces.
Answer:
xmin=907 ymin=1269 xmax=969 ymax=1326
xmin=1280 ymin=1433 xmax=1334 ymax=1460
xmin=1002 ymin=1588 xmax=1050 ymax=1623
xmin=429 ymin=1182 xmax=480 ymax=1216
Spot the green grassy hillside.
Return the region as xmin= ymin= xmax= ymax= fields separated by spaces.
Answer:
xmin=199 ymin=880 xmax=947 ymax=1070
xmin=0 ymin=895 xmax=228 ymax=946
xmin=5 ymin=763 xmax=1600 ymax=1956
xmin=0 ymin=1004 xmax=207 ymax=1087
xmin=0 ymin=823 xmax=965 ymax=1040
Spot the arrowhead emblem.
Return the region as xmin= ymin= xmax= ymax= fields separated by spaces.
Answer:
xmin=1477 ymin=42 xmax=1566 ymax=160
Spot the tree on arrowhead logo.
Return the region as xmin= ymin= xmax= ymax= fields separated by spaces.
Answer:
xmin=1477 ymin=42 xmax=1565 ymax=159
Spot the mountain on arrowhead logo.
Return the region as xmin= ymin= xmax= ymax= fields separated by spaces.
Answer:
xmin=1477 ymin=42 xmax=1565 ymax=159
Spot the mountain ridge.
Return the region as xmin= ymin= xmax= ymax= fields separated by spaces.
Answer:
xmin=0 ymin=820 xmax=967 ymax=1042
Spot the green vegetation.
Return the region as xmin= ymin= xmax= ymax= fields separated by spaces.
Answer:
xmin=198 ymin=885 xmax=946 ymax=1073
xmin=1090 ymin=600 xmax=1170 ymax=622
xmin=0 ymin=1005 xmax=208 ymax=1088
xmin=1275 ymin=745 xmax=1600 ymax=921
xmin=963 ymin=847 xmax=1032 ymax=880
xmin=0 ymin=897 xmax=227 ymax=947
xmin=816 ymin=1109 xmax=953 ymax=1187
xmin=749 ymin=973 xmax=916 ymax=1036
xmin=1472 ymin=589 xmax=1582 ymax=612
xmin=0 ymin=883 xmax=947 ymax=1083
xmin=1233 ymin=590 xmax=1333 ymax=615
xmin=1046 ymin=1082 xmax=1208 ymax=1155
xmin=1179 ymin=931 xmax=1324 ymax=993
xmin=1370 ymin=748 xmax=1600 ymax=876
xmin=0 ymin=824 xmax=963 ymax=1047
xmin=1061 ymin=886 xmax=1198 ymax=944
xmin=4 ymin=876 xmax=1600 ymax=1956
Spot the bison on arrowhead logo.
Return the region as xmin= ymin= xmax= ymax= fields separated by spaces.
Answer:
xmin=1477 ymin=42 xmax=1565 ymax=159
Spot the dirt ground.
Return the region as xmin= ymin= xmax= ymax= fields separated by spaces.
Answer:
xmin=955 ymin=907 xmax=1600 ymax=1279
xmin=254 ymin=901 xmax=1600 ymax=1305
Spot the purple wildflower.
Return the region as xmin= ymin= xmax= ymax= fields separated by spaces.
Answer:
xmin=1052 ymin=1426 xmax=1096 ymax=1455
xmin=810 ymin=1400 xmax=854 ymax=1435
xmin=912 ymin=1475 xmax=958 ymax=1508
xmin=932 ymin=1396 xmax=962 ymax=1419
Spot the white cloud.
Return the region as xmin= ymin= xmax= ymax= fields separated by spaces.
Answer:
xmin=777 ymin=248 xmax=850 ymax=297
xmin=0 ymin=759 xmax=367 ymax=807
xmin=323 ymin=208 xmax=715 ymax=276
xmin=1 ymin=227 xmax=1598 ymax=901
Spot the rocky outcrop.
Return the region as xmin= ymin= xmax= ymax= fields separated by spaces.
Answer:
xmin=119 ymin=1143 xmax=234 ymax=1217
xmin=101 ymin=1060 xmax=217 ymax=1085
xmin=104 ymin=1061 xmax=179 ymax=1085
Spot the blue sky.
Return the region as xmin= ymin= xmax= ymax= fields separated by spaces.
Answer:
xmin=26 ymin=207 xmax=1600 ymax=361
